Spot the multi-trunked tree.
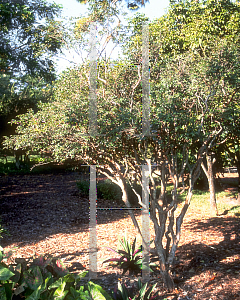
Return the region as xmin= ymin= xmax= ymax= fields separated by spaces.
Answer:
xmin=3 ymin=0 xmax=240 ymax=291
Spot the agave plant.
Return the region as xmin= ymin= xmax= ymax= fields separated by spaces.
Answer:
xmin=103 ymin=236 xmax=156 ymax=276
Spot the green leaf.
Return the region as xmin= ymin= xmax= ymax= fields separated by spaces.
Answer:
xmin=25 ymin=284 xmax=43 ymax=300
xmin=49 ymin=274 xmax=75 ymax=289
xmin=117 ymin=281 xmax=129 ymax=300
xmin=53 ymin=282 xmax=68 ymax=300
xmin=138 ymin=283 xmax=148 ymax=299
xmin=23 ymin=266 xmax=43 ymax=290
xmin=3 ymin=282 xmax=13 ymax=299
xmin=87 ymin=281 xmax=113 ymax=300
xmin=0 ymin=265 xmax=14 ymax=281
xmin=0 ymin=286 xmax=7 ymax=300
xmin=69 ymin=286 xmax=91 ymax=300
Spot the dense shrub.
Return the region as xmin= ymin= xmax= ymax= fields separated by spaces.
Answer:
xmin=77 ymin=178 xmax=142 ymax=206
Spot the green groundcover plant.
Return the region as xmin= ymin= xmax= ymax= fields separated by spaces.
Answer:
xmin=0 ymin=246 xmax=158 ymax=300
xmin=0 ymin=246 xmax=109 ymax=300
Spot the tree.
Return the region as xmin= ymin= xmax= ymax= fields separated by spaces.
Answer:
xmin=123 ymin=0 xmax=240 ymax=215
xmin=3 ymin=0 xmax=240 ymax=291
xmin=0 ymin=0 xmax=63 ymax=80
xmin=220 ymin=102 xmax=240 ymax=203
xmin=0 ymin=0 xmax=64 ymax=141
xmin=77 ymin=0 xmax=149 ymax=10
xmin=3 ymin=50 xmax=231 ymax=289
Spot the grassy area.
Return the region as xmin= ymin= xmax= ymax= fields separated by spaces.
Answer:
xmin=76 ymin=176 xmax=240 ymax=217
xmin=0 ymin=155 xmax=41 ymax=164
xmin=0 ymin=155 xmax=69 ymax=175
xmin=0 ymin=155 xmax=15 ymax=164
xmin=177 ymin=189 xmax=240 ymax=217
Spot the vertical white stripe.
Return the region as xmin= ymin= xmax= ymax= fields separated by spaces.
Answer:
xmin=89 ymin=165 xmax=97 ymax=279
xmin=142 ymin=163 xmax=150 ymax=282
xmin=89 ymin=24 xmax=97 ymax=136
xmin=142 ymin=23 xmax=150 ymax=136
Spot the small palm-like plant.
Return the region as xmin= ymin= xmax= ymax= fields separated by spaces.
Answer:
xmin=103 ymin=236 xmax=155 ymax=276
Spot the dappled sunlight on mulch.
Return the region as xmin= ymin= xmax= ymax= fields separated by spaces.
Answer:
xmin=0 ymin=172 xmax=239 ymax=299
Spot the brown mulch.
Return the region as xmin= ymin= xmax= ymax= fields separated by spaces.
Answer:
xmin=0 ymin=172 xmax=240 ymax=299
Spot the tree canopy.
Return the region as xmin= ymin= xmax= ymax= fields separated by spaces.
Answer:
xmin=77 ymin=0 xmax=149 ymax=10
xmin=0 ymin=0 xmax=63 ymax=81
xmin=0 ymin=0 xmax=64 ymax=137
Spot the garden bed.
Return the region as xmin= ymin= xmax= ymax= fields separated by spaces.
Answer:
xmin=0 ymin=172 xmax=239 ymax=299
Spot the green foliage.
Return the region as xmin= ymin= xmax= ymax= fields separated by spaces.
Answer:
xmin=98 ymin=180 xmax=123 ymax=202
xmin=77 ymin=179 xmax=141 ymax=206
xmin=0 ymin=247 xmax=115 ymax=300
xmin=111 ymin=278 xmax=157 ymax=300
xmin=103 ymin=236 xmax=155 ymax=277
xmin=77 ymin=179 xmax=122 ymax=202
xmin=0 ymin=246 xmax=159 ymax=300
xmin=0 ymin=0 xmax=63 ymax=80
xmin=0 ymin=0 xmax=64 ymax=140
xmin=0 ymin=248 xmax=69 ymax=298
xmin=0 ymin=161 xmax=31 ymax=175
xmin=0 ymin=220 xmax=9 ymax=240
xmin=0 ymin=74 xmax=55 ymax=121
xmin=103 ymin=236 xmax=143 ymax=276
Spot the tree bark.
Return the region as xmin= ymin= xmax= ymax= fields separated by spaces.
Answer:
xmin=236 ymin=159 xmax=240 ymax=205
xmin=160 ymin=265 xmax=175 ymax=291
xmin=155 ymin=238 xmax=175 ymax=291
xmin=201 ymin=153 xmax=218 ymax=216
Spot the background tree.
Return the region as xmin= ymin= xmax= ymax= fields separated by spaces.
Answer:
xmin=77 ymin=0 xmax=149 ymax=10
xmin=0 ymin=0 xmax=63 ymax=142
xmin=0 ymin=0 xmax=63 ymax=79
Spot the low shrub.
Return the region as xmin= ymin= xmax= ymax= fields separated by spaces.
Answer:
xmin=0 ymin=162 xmax=31 ymax=176
xmin=77 ymin=179 xmax=142 ymax=206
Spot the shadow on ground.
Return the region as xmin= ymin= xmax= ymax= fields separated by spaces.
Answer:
xmin=164 ymin=216 xmax=240 ymax=299
xmin=0 ymin=172 xmax=141 ymax=247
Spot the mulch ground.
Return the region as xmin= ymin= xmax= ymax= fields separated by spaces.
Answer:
xmin=0 ymin=171 xmax=239 ymax=299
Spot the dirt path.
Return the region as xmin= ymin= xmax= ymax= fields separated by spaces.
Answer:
xmin=0 ymin=172 xmax=240 ymax=299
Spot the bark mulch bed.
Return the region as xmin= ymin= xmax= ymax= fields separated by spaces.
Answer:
xmin=0 ymin=172 xmax=240 ymax=299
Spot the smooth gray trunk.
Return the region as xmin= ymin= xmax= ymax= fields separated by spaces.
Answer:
xmin=201 ymin=153 xmax=218 ymax=216
xmin=236 ymin=160 xmax=240 ymax=204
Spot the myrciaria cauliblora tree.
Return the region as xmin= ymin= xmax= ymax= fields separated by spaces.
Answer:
xmin=124 ymin=0 xmax=240 ymax=213
xmin=4 ymin=0 xmax=240 ymax=291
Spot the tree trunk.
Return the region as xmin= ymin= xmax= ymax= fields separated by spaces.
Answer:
xmin=155 ymin=241 xmax=175 ymax=291
xmin=201 ymin=153 xmax=218 ymax=216
xmin=207 ymin=154 xmax=218 ymax=215
xmin=160 ymin=267 xmax=175 ymax=291
xmin=158 ymin=161 xmax=166 ymax=206
xmin=236 ymin=160 xmax=240 ymax=205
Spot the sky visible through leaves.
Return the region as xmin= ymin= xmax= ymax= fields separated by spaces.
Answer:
xmin=51 ymin=0 xmax=170 ymax=72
